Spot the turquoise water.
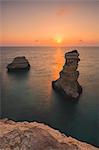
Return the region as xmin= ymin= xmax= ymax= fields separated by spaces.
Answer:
xmin=0 ymin=47 xmax=99 ymax=147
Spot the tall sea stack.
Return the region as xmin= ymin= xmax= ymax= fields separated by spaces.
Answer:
xmin=52 ymin=50 xmax=82 ymax=99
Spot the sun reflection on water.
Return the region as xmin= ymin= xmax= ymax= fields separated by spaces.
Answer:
xmin=52 ymin=47 xmax=65 ymax=80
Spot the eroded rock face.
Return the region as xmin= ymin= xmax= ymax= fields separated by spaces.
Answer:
xmin=52 ymin=50 xmax=82 ymax=99
xmin=7 ymin=56 xmax=30 ymax=72
xmin=0 ymin=119 xmax=98 ymax=150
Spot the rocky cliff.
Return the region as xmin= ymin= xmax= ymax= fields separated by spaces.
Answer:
xmin=52 ymin=50 xmax=82 ymax=99
xmin=0 ymin=119 xmax=98 ymax=150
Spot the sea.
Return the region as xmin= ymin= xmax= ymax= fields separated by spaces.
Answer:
xmin=0 ymin=46 xmax=99 ymax=147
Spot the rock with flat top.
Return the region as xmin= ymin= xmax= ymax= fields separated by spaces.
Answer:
xmin=7 ymin=56 xmax=30 ymax=71
xmin=52 ymin=50 xmax=82 ymax=99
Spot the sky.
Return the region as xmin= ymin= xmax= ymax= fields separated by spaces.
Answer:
xmin=0 ymin=0 xmax=99 ymax=46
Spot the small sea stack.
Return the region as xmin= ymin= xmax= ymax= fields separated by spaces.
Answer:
xmin=7 ymin=56 xmax=30 ymax=72
xmin=52 ymin=50 xmax=82 ymax=99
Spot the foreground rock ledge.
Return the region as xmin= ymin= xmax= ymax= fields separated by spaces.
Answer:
xmin=7 ymin=56 xmax=30 ymax=72
xmin=52 ymin=50 xmax=82 ymax=99
xmin=0 ymin=119 xmax=98 ymax=150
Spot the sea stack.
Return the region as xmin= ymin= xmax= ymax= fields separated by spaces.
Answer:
xmin=7 ymin=56 xmax=30 ymax=72
xmin=52 ymin=50 xmax=82 ymax=99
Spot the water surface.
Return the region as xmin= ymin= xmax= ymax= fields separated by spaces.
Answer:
xmin=0 ymin=47 xmax=99 ymax=147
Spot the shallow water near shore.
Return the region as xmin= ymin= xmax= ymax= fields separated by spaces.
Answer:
xmin=0 ymin=46 xmax=99 ymax=147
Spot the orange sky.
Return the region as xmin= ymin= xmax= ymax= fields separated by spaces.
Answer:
xmin=0 ymin=0 xmax=99 ymax=46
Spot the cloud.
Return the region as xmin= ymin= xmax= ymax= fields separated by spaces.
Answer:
xmin=79 ymin=40 xmax=84 ymax=43
xmin=35 ymin=40 xmax=39 ymax=42
xmin=56 ymin=6 xmax=75 ymax=17
xmin=56 ymin=8 xmax=66 ymax=16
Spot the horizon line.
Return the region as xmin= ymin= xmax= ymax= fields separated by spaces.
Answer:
xmin=0 ymin=45 xmax=99 ymax=47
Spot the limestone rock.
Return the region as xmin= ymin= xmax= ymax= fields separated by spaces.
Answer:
xmin=7 ymin=56 xmax=30 ymax=72
xmin=52 ymin=50 xmax=82 ymax=99
xmin=0 ymin=119 xmax=98 ymax=150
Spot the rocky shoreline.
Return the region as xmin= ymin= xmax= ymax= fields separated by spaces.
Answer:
xmin=0 ymin=119 xmax=98 ymax=150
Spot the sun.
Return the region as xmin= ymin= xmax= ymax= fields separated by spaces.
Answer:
xmin=57 ymin=39 xmax=62 ymax=44
xmin=55 ymin=37 xmax=63 ymax=44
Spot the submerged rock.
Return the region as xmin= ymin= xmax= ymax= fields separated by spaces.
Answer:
xmin=52 ymin=50 xmax=82 ymax=99
xmin=7 ymin=56 xmax=30 ymax=71
xmin=0 ymin=119 xmax=98 ymax=150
